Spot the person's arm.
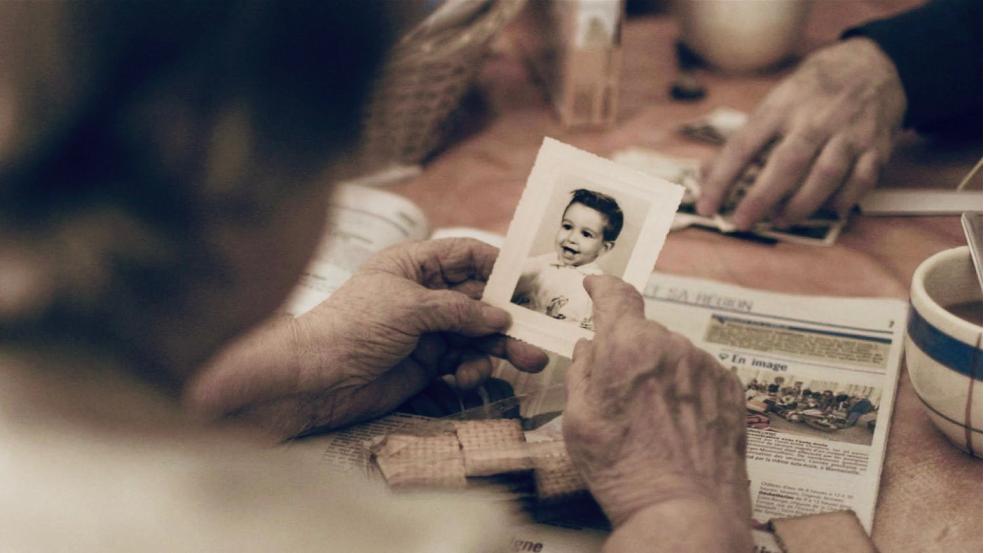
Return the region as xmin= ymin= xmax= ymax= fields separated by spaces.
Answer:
xmin=184 ymin=238 xmax=548 ymax=439
xmin=700 ymin=0 xmax=981 ymax=230
xmin=843 ymin=0 xmax=982 ymax=134
xmin=604 ymin=499 xmax=749 ymax=553
xmin=563 ymin=276 xmax=752 ymax=553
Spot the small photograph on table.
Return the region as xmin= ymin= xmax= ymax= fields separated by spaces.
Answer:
xmin=735 ymin=368 xmax=882 ymax=447
xmin=482 ymin=138 xmax=683 ymax=358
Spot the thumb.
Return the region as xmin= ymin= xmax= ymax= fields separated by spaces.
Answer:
xmin=583 ymin=275 xmax=645 ymax=332
xmin=412 ymin=289 xmax=511 ymax=336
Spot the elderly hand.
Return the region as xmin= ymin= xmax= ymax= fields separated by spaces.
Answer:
xmin=186 ymin=238 xmax=547 ymax=438
xmin=698 ymin=38 xmax=907 ymax=230
xmin=563 ymin=276 xmax=751 ymax=552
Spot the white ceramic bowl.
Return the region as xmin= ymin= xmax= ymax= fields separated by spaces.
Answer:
xmin=674 ymin=0 xmax=811 ymax=73
xmin=905 ymin=246 xmax=983 ymax=457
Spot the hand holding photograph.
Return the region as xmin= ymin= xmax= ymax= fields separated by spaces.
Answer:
xmin=483 ymin=138 xmax=683 ymax=357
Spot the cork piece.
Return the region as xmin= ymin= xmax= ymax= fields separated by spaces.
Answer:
xmin=453 ymin=419 xmax=532 ymax=477
xmin=530 ymin=440 xmax=588 ymax=502
xmin=771 ymin=510 xmax=879 ymax=553
xmin=373 ymin=433 xmax=467 ymax=490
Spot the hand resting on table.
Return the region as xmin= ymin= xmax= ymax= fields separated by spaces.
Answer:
xmin=698 ymin=38 xmax=906 ymax=230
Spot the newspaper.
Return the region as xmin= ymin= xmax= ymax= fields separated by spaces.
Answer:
xmin=282 ymin=184 xmax=429 ymax=316
xmin=284 ymin=183 xmax=904 ymax=552
xmin=499 ymin=272 xmax=906 ymax=552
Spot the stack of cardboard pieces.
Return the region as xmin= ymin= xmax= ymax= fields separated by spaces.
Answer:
xmin=371 ymin=432 xmax=468 ymax=489
xmin=370 ymin=418 xmax=606 ymax=527
xmin=371 ymin=420 xmax=881 ymax=548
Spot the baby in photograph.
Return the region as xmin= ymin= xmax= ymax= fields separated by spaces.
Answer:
xmin=512 ymin=188 xmax=623 ymax=330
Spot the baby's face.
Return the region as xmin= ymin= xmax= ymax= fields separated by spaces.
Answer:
xmin=555 ymin=203 xmax=610 ymax=267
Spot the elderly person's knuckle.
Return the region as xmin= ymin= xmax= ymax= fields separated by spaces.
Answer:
xmin=814 ymin=157 xmax=845 ymax=182
xmin=449 ymin=237 xmax=481 ymax=261
xmin=607 ymin=336 xmax=640 ymax=372
xmin=724 ymin=372 xmax=745 ymax=403
xmin=668 ymin=331 xmax=695 ymax=356
xmin=631 ymin=322 xmax=665 ymax=358
xmin=361 ymin=248 xmax=397 ymax=271
xmin=446 ymin=236 xmax=471 ymax=251
xmin=729 ymin=131 xmax=760 ymax=159
xmin=855 ymin=162 xmax=879 ymax=188
xmin=382 ymin=287 xmax=414 ymax=315
xmin=738 ymin=194 xmax=772 ymax=218
xmin=608 ymin=316 xmax=637 ymax=341
xmin=636 ymin=319 xmax=667 ymax=342
xmin=784 ymin=133 xmax=821 ymax=162
xmin=448 ymin=296 xmax=474 ymax=325
xmin=846 ymin=115 xmax=876 ymax=138
xmin=418 ymin=291 xmax=463 ymax=327
xmin=600 ymin=277 xmax=635 ymax=303
xmin=655 ymin=332 xmax=691 ymax=372
xmin=562 ymin=408 xmax=596 ymax=444
xmin=837 ymin=132 xmax=863 ymax=152
xmin=623 ymin=320 xmax=666 ymax=360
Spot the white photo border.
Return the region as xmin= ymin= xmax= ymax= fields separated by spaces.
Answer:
xmin=482 ymin=137 xmax=684 ymax=357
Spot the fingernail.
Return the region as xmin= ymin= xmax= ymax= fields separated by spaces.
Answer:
xmin=582 ymin=274 xmax=601 ymax=293
xmin=573 ymin=338 xmax=591 ymax=359
xmin=481 ymin=304 xmax=510 ymax=329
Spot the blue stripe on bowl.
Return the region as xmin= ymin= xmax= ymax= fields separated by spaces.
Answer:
xmin=908 ymin=304 xmax=982 ymax=381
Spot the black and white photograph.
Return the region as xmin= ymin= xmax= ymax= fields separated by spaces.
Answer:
xmin=483 ymin=138 xmax=683 ymax=357
xmin=735 ymin=368 xmax=882 ymax=446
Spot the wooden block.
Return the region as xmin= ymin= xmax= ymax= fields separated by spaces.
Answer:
xmin=771 ymin=510 xmax=878 ymax=553
xmin=530 ymin=440 xmax=588 ymax=503
xmin=372 ymin=433 xmax=467 ymax=490
xmin=454 ymin=419 xmax=532 ymax=477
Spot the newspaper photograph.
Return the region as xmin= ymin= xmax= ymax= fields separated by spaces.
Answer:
xmin=738 ymin=368 xmax=882 ymax=446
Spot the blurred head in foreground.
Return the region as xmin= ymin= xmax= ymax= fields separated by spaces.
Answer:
xmin=0 ymin=1 xmax=389 ymax=385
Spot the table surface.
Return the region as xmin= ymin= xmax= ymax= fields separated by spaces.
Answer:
xmin=386 ymin=3 xmax=982 ymax=551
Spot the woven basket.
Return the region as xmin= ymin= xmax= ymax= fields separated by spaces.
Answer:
xmin=355 ymin=0 xmax=525 ymax=179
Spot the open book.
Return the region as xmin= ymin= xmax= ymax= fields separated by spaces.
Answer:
xmin=291 ymin=183 xmax=905 ymax=553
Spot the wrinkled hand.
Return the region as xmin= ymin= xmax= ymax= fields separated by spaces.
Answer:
xmin=698 ymin=38 xmax=907 ymax=229
xmin=187 ymin=238 xmax=547 ymax=438
xmin=563 ymin=276 xmax=750 ymax=550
